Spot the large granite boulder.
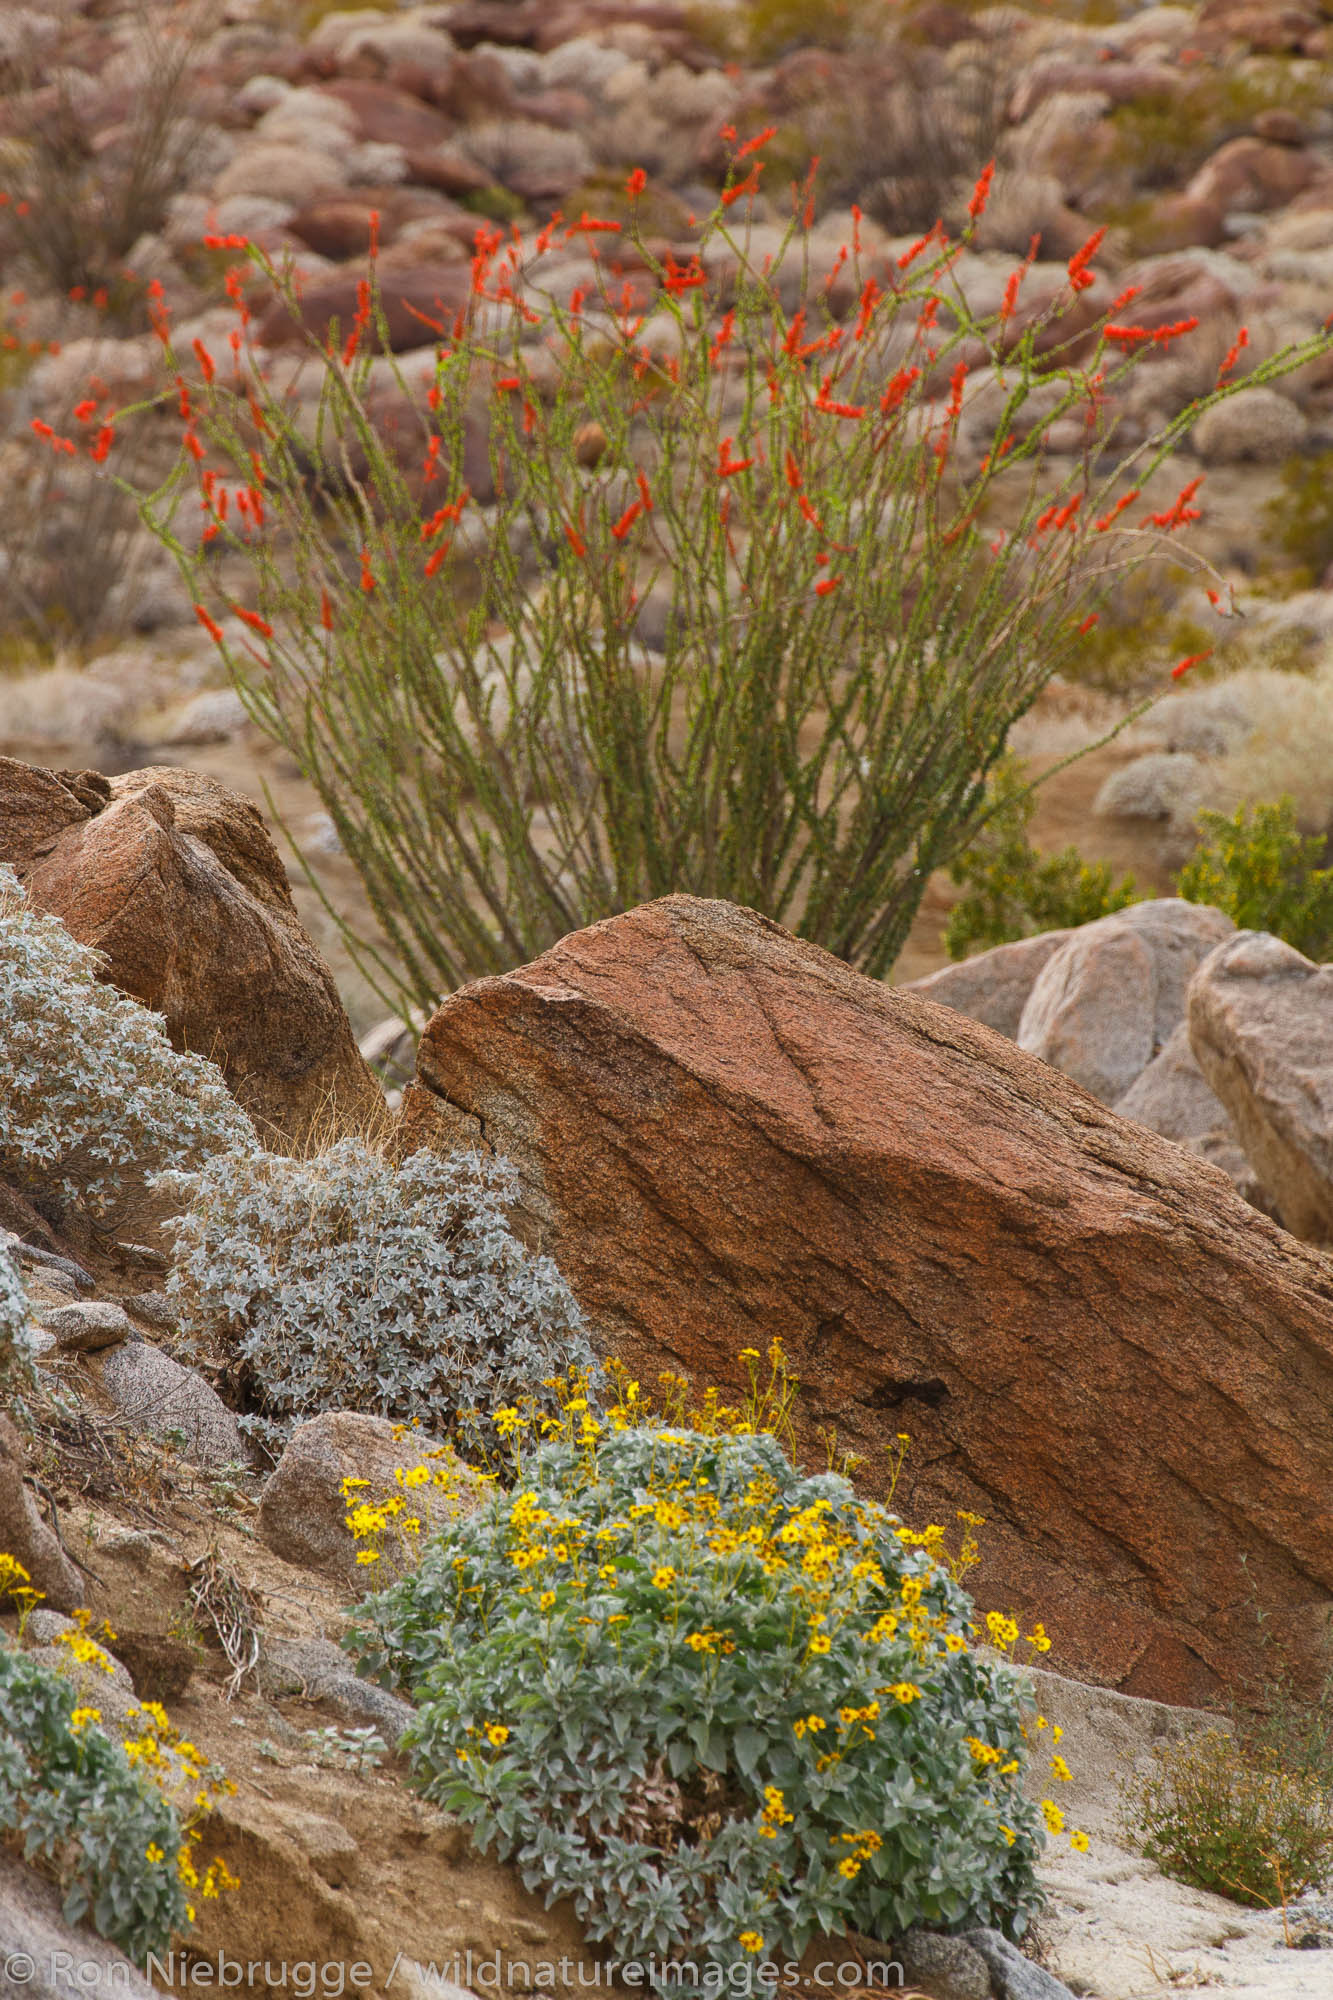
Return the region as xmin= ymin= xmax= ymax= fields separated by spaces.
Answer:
xmin=1189 ymin=930 xmax=1333 ymax=1243
xmin=0 ymin=759 xmax=384 ymax=1149
xmin=399 ymin=895 xmax=1333 ymax=1706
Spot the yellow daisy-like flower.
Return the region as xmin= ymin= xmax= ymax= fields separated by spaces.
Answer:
xmin=1041 ymin=1799 xmax=1065 ymax=1835
xmin=145 ymin=1844 xmax=165 ymax=1864
xmin=1050 ymin=1755 xmax=1072 ymax=1783
xmin=68 ymin=1708 xmax=101 ymax=1731
xmin=807 ymin=1633 xmax=831 ymax=1656
xmin=539 ymin=1590 xmax=556 ymax=1610
xmin=998 ymin=1823 xmax=1016 ymax=1848
xmin=889 ymin=1682 xmax=921 ymax=1704
xmin=738 ymin=1933 xmax=764 ymax=1955
xmin=942 ymin=1633 xmax=967 ymax=1653
xmin=1070 ymin=1829 xmax=1090 ymax=1853
xmin=651 ymin=1567 xmax=676 ymax=1590
xmin=837 ymin=1857 xmax=860 ymax=1879
xmin=485 ymin=1724 xmax=510 ymax=1747
xmin=355 ymin=1549 xmax=381 ymax=1566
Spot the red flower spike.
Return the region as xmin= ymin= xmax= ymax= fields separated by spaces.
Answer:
xmin=854 ymin=278 xmax=883 ymax=343
xmin=626 ymin=168 xmax=647 ymax=197
xmin=1067 ymin=226 xmax=1106 ymax=293
xmin=73 ymin=399 xmax=98 ymax=423
xmin=1216 ymin=325 xmax=1249 ymax=386
xmin=716 ymin=438 xmax=754 ymax=478
xmin=1144 ymin=475 xmax=1204 ymax=532
xmin=612 ymin=500 xmax=643 ymax=540
xmin=898 ymin=223 xmax=942 ymax=270
xmin=736 ymin=125 xmax=778 ymax=160
xmin=722 ymin=164 xmax=763 ymax=209
xmin=1171 ymin=650 xmax=1212 ymax=680
xmin=968 ymin=162 xmax=995 ymax=222
xmin=879 ymin=365 xmax=921 ymax=416
xmin=234 ymin=606 xmax=272 ymax=637
xmin=192 ymin=339 xmax=216 ymax=385
xmin=1077 ymin=614 xmax=1099 ymax=635
xmin=709 ymin=311 xmax=736 ymax=367
xmin=359 ymin=549 xmax=375 ymax=593
xmin=564 ymin=521 xmax=587 ymax=560
xmin=194 ymin=605 xmax=224 ymax=643
xmin=424 ymin=543 xmax=450 ymax=578
xmin=565 ymin=212 xmax=622 ymax=237
xmin=320 ymin=589 xmax=334 ymax=631
xmin=1094 ymin=488 xmax=1139 ymax=530
xmin=814 ymin=575 xmax=841 ymax=597
xmin=784 ymin=450 xmax=803 ymax=491
xmin=636 ymin=469 xmax=653 ymax=511
xmin=89 ymin=425 xmax=114 ymax=463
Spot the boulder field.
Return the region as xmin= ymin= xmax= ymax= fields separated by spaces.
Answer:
xmin=400 ymin=893 xmax=1333 ymax=1708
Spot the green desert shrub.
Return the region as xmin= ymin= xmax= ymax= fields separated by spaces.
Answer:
xmin=346 ymin=1370 xmax=1080 ymax=1985
xmin=1261 ymin=448 xmax=1333 ymax=591
xmin=158 ymin=1138 xmax=595 ymax=1450
xmin=1176 ymin=798 xmax=1333 ymax=961
xmin=944 ymin=760 xmax=1138 ymax=959
xmin=0 ymin=865 xmax=255 ymax=1226
xmin=1121 ymin=1726 xmax=1333 ymax=1909
xmin=142 ymin=156 xmax=1333 ymax=1013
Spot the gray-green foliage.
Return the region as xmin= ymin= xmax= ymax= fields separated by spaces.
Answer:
xmin=0 ymin=1643 xmax=188 ymax=1959
xmin=0 ymin=1239 xmax=36 ymax=1422
xmin=0 ymin=864 xmax=255 ymax=1224
xmin=158 ymin=1139 xmax=596 ymax=1448
xmin=346 ymin=1426 xmax=1045 ymax=1986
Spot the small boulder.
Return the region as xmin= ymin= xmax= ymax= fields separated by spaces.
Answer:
xmin=0 ymin=1415 xmax=81 ymax=1611
xmin=1192 ymin=386 xmax=1308 ymax=464
xmin=892 ymin=1929 xmax=991 ymax=2000
xmin=260 ymin=1410 xmax=482 ymax=1586
xmin=1189 ymin=930 xmax=1333 ymax=1242
xmin=1093 ymin=752 xmax=1204 ymax=824
xmin=34 ymin=1300 xmax=136 ymax=1352
xmin=898 ymin=930 xmax=1074 ymax=1040
xmin=86 ymin=1343 xmax=247 ymax=1469
xmin=1017 ymin=899 xmax=1235 ymax=1106
xmin=959 ymin=1930 xmax=1078 ymax=2000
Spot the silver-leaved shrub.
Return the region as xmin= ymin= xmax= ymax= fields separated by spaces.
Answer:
xmin=159 ymin=1139 xmax=596 ymax=1446
xmin=346 ymin=1411 xmax=1050 ymax=1987
xmin=0 ymin=1239 xmax=35 ymax=1419
xmin=0 ymin=864 xmax=255 ymax=1224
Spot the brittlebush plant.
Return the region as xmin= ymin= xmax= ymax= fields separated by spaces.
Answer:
xmin=134 ymin=152 xmax=1333 ymax=1011
xmin=344 ymin=1347 xmax=1085 ymax=1985
xmin=0 ymin=1557 xmax=238 ymax=1957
